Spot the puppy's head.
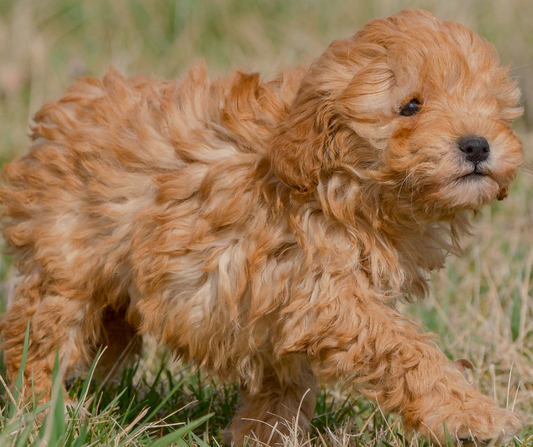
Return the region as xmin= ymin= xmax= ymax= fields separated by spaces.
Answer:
xmin=269 ymin=9 xmax=522 ymax=220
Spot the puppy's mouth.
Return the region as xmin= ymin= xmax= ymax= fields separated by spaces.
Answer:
xmin=459 ymin=166 xmax=489 ymax=180
xmin=461 ymin=171 xmax=486 ymax=180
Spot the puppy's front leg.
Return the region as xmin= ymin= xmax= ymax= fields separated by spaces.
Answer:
xmin=230 ymin=361 xmax=317 ymax=446
xmin=278 ymin=296 xmax=522 ymax=445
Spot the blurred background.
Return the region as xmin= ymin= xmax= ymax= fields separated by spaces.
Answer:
xmin=0 ymin=0 xmax=533 ymax=161
xmin=0 ymin=0 xmax=533 ymax=443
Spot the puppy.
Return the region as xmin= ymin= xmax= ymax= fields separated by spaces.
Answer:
xmin=0 ymin=9 xmax=524 ymax=446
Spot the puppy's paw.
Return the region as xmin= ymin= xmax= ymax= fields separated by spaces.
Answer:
xmin=425 ymin=405 xmax=522 ymax=446
xmin=456 ymin=407 xmax=522 ymax=446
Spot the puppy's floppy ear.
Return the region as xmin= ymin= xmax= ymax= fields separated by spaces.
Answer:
xmin=268 ymin=78 xmax=335 ymax=195
xmin=268 ymin=37 xmax=387 ymax=194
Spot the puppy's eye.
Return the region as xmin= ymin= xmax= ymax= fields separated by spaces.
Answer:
xmin=399 ymin=98 xmax=421 ymax=116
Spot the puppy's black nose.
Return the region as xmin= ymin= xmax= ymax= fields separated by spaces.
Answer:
xmin=458 ymin=136 xmax=490 ymax=164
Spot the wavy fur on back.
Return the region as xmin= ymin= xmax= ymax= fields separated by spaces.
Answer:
xmin=0 ymin=9 xmax=524 ymax=445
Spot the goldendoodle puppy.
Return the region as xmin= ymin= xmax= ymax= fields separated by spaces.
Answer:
xmin=0 ymin=9 xmax=524 ymax=446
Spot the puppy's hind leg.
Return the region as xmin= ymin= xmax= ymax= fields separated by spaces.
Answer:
xmin=0 ymin=277 xmax=96 ymax=405
xmin=0 ymin=278 xmax=141 ymax=408
xmin=230 ymin=359 xmax=318 ymax=446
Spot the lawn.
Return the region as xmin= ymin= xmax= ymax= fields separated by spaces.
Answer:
xmin=0 ymin=0 xmax=532 ymax=445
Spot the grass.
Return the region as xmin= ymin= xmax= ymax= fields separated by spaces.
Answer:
xmin=0 ymin=0 xmax=533 ymax=445
xmin=0 ymin=348 xmax=449 ymax=446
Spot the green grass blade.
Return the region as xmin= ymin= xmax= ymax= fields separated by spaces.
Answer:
xmin=36 ymin=350 xmax=66 ymax=445
xmin=443 ymin=422 xmax=455 ymax=447
xmin=100 ymin=387 xmax=129 ymax=413
xmin=13 ymin=423 xmax=34 ymax=447
xmin=143 ymin=379 xmax=185 ymax=423
xmin=9 ymin=322 xmax=30 ymax=418
xmin=51 ymin=349 xmax=66 ymax=444
xmin=0 ymin=414 xmax=35 ymax=447
xmin=70 ymin=420 xmax=88 ymax=447
xmin=147 ymin=413 xmax=213 ymax=447
xmin=191 ymin=432 xmax=211 ymax=447
xmin=76 ymin=346 xmax=104 ymax=412
xmin=114 ymin=378 xmax=187 ymax=445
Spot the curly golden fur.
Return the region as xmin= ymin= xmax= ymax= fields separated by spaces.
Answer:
xmin=0 ymin=9 xmax=524 ymax=445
